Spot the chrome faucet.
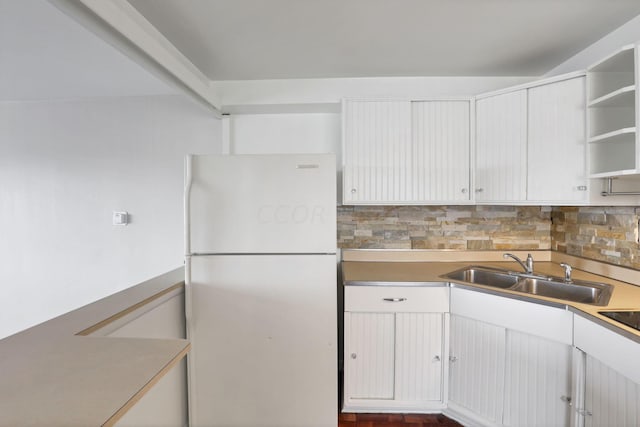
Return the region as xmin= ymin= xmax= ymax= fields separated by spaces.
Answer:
xmin=503 ymin=253 xmax=534 ymax=274
xmin=560 ymin=263 xmax=573 ymax=282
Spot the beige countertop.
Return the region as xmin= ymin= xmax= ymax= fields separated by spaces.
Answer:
xmin=342 ymin=250 xmax=640 ymax=341
xmin=0 ymin=268 xmax=189 ymax=427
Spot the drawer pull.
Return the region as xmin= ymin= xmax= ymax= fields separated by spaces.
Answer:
xmin=382 ymin=298 xmax=407 ymax=302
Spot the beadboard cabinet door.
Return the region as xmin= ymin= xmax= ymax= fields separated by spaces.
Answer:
xmin=527 ymin=76 xmax=588 ymax=203
xmin=448 ymin=288 xmax=574 ymax=427
xmin=345 ymin=312 xmax=396 ymax=400
xmin=395 ymin=312 xmax=445 ymax=403
xmin=343 ymin=311 xmax=445 ymax=411
xmin=342 ymin=99 xmax=471 ymax=204
xmin=503 ymin=330 xmax=572 ymax=427
xmin=411 ymin=101 xmax=471 ymax=202
xmin=583 ymin=354 xmax=640 ymax=427
xmin=343 ymin=286 xmax=448 ymax=412
xmin=343 ymin=100 xmax=412 ymax=204
xmin=475 ymin=90 xmax=528 ymax=203
xmin=448 ymin=314 xmax=506 ymax=424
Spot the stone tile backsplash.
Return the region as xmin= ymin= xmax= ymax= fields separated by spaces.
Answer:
xmin=552 ymin=206 xmax=640 ymax=269
xmin=337 ymin=205 xmax=640 ymax=269
xmin=338 ymin=205 xmax=552 ymax=250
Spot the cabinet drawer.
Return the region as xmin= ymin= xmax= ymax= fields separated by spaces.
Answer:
xmin=345 ymin=286 xmax=449 ymax=313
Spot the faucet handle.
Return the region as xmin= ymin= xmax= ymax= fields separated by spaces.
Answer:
xmin=560 ymin=263 xmax=572 ymax=282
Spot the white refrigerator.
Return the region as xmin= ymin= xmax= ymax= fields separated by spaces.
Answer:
xmin=184 ymin=154 xmax=337 ymax=427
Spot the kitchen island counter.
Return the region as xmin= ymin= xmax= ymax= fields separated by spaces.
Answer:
xmin=0 ymin=268 xmax=189 ymax=427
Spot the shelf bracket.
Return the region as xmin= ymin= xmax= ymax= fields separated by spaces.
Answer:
xmin=601 ymin=177 xmax=640 ymax=196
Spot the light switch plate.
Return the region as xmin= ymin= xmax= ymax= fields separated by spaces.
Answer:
xmin=113 ymin=211 xmax=129 ymax=226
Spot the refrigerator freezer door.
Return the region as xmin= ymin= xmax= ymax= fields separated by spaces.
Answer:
xmin=187 ymin=254 xmax=337 ymax=427
xmin=187 ymin=154 xmax=336 ymax=254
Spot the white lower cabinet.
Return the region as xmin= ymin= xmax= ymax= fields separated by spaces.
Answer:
xmin=503 ymin=330 xmax=572 ymax=427
xmin=343 ymin=286 xmax=449 ymax=412
xmin=448 ymin=314 xmax=506 ymax=424
xmin=448 ymin=288 xmax=573 ymax=427
xmin=343 ymin=284 xmax=640 ymax=427
xmin=573 ymin=314 xmax=640 ymax=427
xmin=582 ymin=354 xmax=640 ymax=427
xmin=347 ymin=312 xmax=395 ymax=400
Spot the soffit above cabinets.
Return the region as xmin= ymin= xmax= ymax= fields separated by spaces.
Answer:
xmin=127 ymin=0 xmax=640 ymax=81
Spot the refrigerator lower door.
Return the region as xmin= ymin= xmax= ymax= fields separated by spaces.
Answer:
xmin=187 ymin=254 xmax=337 ymax=427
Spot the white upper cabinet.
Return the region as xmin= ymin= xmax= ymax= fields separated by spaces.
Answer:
xmin=587 ymin=44 xmax=640 ymax=178
xmin=343 ymin=73 xmax=588 ymax=205
xmin=528 ymin=76 xmax=588 ymax=203
xmin=475 ymin=89 xmax=528 ymax=203
xmin=343 ymin=100 xmax=412 ymax=204
xmin=411 ymin=101 xmax=471 ymax=202
xmin=342 ymin=99 xmax=471 ymax=205
xmin=475 ymin=74 xmax=588 ymax=204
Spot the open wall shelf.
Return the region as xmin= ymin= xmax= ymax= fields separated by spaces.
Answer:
xmin=587 ymin=44 xmax=639 ymax=178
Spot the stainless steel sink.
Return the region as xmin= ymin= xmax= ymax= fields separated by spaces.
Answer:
xmin=511 ymin=278 xmax=612 ymax=305
xmin=443 ymin=266 xmax=613 ymax=306
xmin=444 ymin=266 xmax=520 ymax=289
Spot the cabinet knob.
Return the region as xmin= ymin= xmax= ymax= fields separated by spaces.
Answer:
xmin=432 ymin=355 xmax=441 ymax=362
xmin=351 ymin=353 xmax=357 ymax=359
xmin=475 ymin=188 xmax=484 ymax=193
xmin=351 ymin=188 xmax=357 ymax=194
xmin=561 ymin=395 xmax=572 ymax=406
xmin=577 ymin=185 xmax=587 ymax=191
xmin=461 ymin=188 xmax=468 ymax=194
xmin=449 ymin=356 xmax=458 ymax=362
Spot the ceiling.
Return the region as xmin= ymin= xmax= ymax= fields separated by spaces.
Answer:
xmin=0 ymin=0 xmax=176 ymax=101
xmin=128 ymin=0 xmax=640 ymax=81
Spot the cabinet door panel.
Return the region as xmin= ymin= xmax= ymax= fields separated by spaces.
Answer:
xmin=528 ymin=77 xmax=587 ymax=203
xmin=343 ymin=100 xmax=412 ymax=203
xmin=449 ymin=315 xmax=505 ymax=423
xmin=475 ymin=90 xmax=527 ymax=202
xmin=585 ymin=355 xmax=640 ymax=427
xmin=346 ymin=312 xmax=395 ymax=399
xmin=503 ymin=330 xmax=572 ymax=427
xmin=412 ymin=101 xmax=470 ymax=202
xmin=395 ymin=313 xmax=443 ymax=402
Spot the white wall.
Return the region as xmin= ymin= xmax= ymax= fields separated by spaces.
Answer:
xmin=229 ymin=113 xmax=340 ymax=155
xmin=228 ymin=113 xmax=342 ymax=198
xmin=546 ymin=14 xmax=640 ymax=75
xmin=0 ymin=94 xmax=221 ymax=338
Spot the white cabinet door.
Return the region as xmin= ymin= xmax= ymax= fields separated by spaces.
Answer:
xmin=343 ymin=311 xmax=446 ymax=410
xmin=342 ymin=100 xmax=412 ymax=204
xmin=503 ymin=330 xmax=572 ymax=427
xmin=527 ymin=77 xmax=588 ymax=203
xmin=449 ymin=314 xmax=506 ymax=423
xmin=395 ymin=313 xmax=444 ymax=402
xmin=342 ymin=99 xmax=471 ymax=204
xmin=411 ymin=101 xmax=471 ymax=202
xmin=345 ymin=312 xmax=396 ymax=400
xmin=475 ymin=90 xmax=528 ymax=203
xmin=584 ymin=354 xmax=640 ymax=427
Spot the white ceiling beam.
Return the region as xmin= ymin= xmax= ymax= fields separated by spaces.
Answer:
xmin=49 ymin=0 xmax=221 ymax=115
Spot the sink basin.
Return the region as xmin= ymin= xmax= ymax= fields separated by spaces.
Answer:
xmin=511 ymin=278 xmax=612 ymax=306
xmin=443 ymin=266 xmax=613 ymax=306
xmin=444 ymin=266 xmax=520 ymax=289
